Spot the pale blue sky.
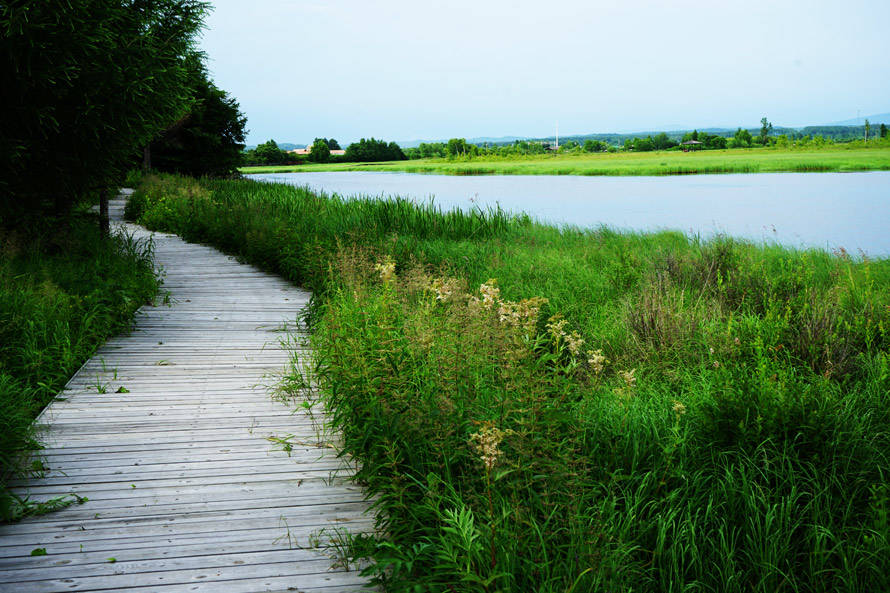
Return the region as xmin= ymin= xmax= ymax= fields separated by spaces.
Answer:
xmin=199 ymin=0 xmax=890 ymax=145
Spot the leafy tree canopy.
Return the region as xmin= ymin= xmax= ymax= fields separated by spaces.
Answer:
xmin=1 ymin=0 xmax=209 ymax=215
xmin=446 ymin=138 xmax=470 ymax=156
xmin=309 ymin=138 xmax=331 ymax=163
xmin=149 ymin=56 xmax=247 ymax=177
xmin=252 ymin=140 xmax=289 ymax=165
xmin=583 ymin=139 xmax=607 ymax=152
xmin=760 ymin=117 xmax=774 ymax=143
xmin=344 ymin=138 xmax=406 ymax=162
xmin=732 ymin=127 xmax=753 ymax=147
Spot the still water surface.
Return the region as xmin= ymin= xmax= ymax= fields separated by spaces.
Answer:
xmin=254 ymin=171 xmax=890 ymax=257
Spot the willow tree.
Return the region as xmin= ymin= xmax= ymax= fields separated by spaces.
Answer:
xmin=1 ymin=0 xmax=209 ymax=221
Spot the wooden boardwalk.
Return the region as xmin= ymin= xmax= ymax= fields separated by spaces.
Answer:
xmin=0 ymin=195 xmax=374 ymax=592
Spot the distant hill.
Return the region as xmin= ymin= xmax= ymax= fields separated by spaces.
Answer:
xmin=468 ymin=135 xmax=528 ymax=145
xmin=397 ymin=136 xmax=527 ymax=148
xmin=244 ymin=142 xmax=305 ymax=151
xmin=830 ymin=113 xmax=890 ymax=126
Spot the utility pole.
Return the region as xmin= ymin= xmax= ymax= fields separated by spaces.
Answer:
xmin=556 ymin=121 xmax=559 ymax=150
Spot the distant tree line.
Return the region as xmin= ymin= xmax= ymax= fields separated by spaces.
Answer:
xmin=241 ymin=140 xmax=292 ymax=166
xmin=344 ymin=138 xmax=406 ymax=162
xmin=243 ymin=137 xmax=406 ymax=166
xmin=397 ymin=116 xmax=890 ymax=160
xmin=243 ymin=118 xmax=890 ymax=167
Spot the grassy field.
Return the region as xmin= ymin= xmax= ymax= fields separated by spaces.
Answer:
xmin=241 ymin=145 xmax=890 ymax=177
xmin=129 ymin=173 xmax=890 ymax=592
xmin=0 ymin=214 xmax=158 ymax=521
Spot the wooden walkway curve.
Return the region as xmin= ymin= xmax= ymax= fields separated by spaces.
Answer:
xmin=0 ymin=194 xmax=374 ymax=592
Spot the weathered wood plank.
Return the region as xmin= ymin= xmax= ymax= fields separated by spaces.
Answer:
xmin=11 ymin=492 xmax=368 ymax=524
xmin=0 ymin=196 xmax=374 ymax=592
xmin=16 ymin=476 xmax=360 ymax=501
xmin=0 ymin=522 xmax=375 ymax=558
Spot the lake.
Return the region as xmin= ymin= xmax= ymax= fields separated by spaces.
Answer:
xmin=253 ymin=171 xmax=890 ymax=257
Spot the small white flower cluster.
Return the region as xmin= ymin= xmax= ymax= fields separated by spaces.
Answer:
xmin=672 ymin=400 xmax=687 ymax=417
xmin=465 ymin=279 xmax=547 ymax=335
xmin=587 ymin=349 xmax=607 ymax=375
xmin=619 ymin=368 xmax=636 ymax=388
xmin=615 ymin=368 xmax=637 ymax=401
xmin=374 ymin=260 xmax=396 ymax=284
xmin=469 ymin=423 xmax=512 ymax=471
xmin=431 ymin=277 xmax=461 ymax=303
xmin=497 ymin=296 xmax=548 ymax=333
xmin=479 ymin=280 xmax=500 ymax=309
xmin=546 ymin=315 xmax=585 ymax=356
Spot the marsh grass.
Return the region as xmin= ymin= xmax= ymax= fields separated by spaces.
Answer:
xmin=0 ymin=214 xmax=158 ymax=521
xmin=131 ymin=173 xmax=890 ymax=591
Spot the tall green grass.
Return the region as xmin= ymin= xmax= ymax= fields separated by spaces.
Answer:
xmin=131 ymin=173 xmax=890 ymax=591
xmin=0 ymin=214 xmax=158 ymax=521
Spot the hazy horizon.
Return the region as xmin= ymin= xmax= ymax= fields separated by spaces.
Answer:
xmin=199 ymin=0 xmax=890 ymax=146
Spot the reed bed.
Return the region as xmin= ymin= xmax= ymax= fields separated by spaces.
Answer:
xmin=130 ymin=173 xmax=890 ymax=592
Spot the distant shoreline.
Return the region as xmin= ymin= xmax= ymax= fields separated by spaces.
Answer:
xmin=240 ymin=146 xmax=890 ymax=177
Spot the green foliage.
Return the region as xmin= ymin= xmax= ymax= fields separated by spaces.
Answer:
xmin=583 ymin=139 xmax=607 ymax=152
xmin=344 ymin=138 xmax=406 ymax=162
xmin=633 ymin=136 xmax=656 ymax=151
xmin=246 ymin=139 xmax=291 ymax=166
xmin=682 ymin=130 xmax=728 ymax=149
xmin=446 ymin=138 xmax=471 ymax=157
xmin=149 ymin=57 xmax=247 ymax=177
xmin=407 ymin=142 xmax=449 ymax=159
xmin=651 ymin=132 xmax=677 ymax=150
xmin=558 ymin=139 xmax=581 ymax=152
xmin=445 ymin=138 xmax=465 ymax=156
xmin=0 ymin=214 xmax=158 ymax=520
xmin=625 ymin=133 xmax=678 ymax=152
xmin=308 ymin=138 xmax=332 ymax=163
xmin=708 ymin=134 xmax=728 ymax=149
xmin=131 ymin=173 xmax=890 ymax=591
xmin=0 ymin=0 xmax=208 ymax=215
xmin=760 ymin=117 xmax=774 ymax=144
xmin=730 ymin=127 xmax=754 ymax=148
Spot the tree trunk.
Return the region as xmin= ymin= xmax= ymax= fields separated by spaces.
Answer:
xmin=99 ymin=188 xmax=109 ymax=236
xmin=143 ymin=144 xmax=151 ymax=171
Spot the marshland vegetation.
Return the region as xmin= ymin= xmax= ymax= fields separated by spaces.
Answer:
xmin=127 ymin=172 xmax=890 ymax=592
